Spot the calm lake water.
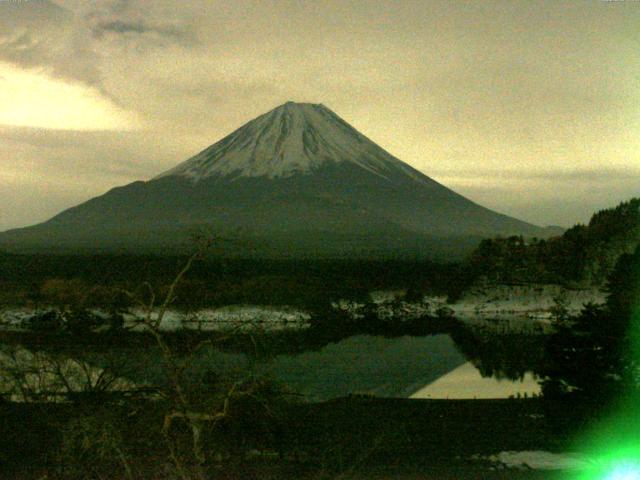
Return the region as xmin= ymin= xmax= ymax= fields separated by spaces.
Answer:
xmin=0 ymin=323 xmax=546 ymax=402
xmin=268 ymin=335 xmax=467 ymax=401
xmin=264 ymin=332 xmax=542 ymax=401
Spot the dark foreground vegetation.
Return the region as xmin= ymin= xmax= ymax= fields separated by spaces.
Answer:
xmin=542 ymin=243 xmax=640 ymax=402
xmin=1 ymin=245 xmax=637 ymax=479
xmin=1 ymin=198 xmax=638 ymax=479
xmin=0 ymin=253 xmax=465 ymax=310
xmin=1 ymin=396 xmax=580 ymax=480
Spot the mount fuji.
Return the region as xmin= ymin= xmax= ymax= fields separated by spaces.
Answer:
xmin=0 ymin=102 xmax=558 ymax=258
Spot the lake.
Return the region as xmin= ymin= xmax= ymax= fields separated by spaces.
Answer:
xmin=264 ymin=330 xmax=543 ymax=401
xmin=0 ymin=320 xmax=546 ymax=402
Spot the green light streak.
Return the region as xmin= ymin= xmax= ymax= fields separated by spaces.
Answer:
xmin=602 ymin=462 xmax=640 ymax=480
xmin=566 ymin=274 xmax=640 ymax=480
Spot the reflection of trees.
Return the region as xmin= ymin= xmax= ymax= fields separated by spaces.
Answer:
xmin=0 ymin=344 xmax=139 ymax=403
xmin=277 ymin=301 xmax=459 ymax=354
xmin=449 ymin=324 xmax=547 ymax=381
xmin=188 ymin=299 xmax=461 ymax=357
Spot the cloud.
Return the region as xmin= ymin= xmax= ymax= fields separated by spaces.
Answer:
xmin=431 ymin=167 xmax=640 ymax=184
xmin=432 ymin=166 xmax=640 ymax=228
xmin=0 ymin=123 xmax=192 ymax=180
xmin=0 ymin=0 xmax=198 ymax=96
xmin=0 ymin=0 xmax=639 ymax=231
xmin=0 ymin=1 xmax=104 ymax=90
xmin=92 ymin=19 xmax=194 ymax=44
xmin=83 ymin=0 xmax=200 ymax=47
xmin=0 ymin=62 xmax=141 ymax=131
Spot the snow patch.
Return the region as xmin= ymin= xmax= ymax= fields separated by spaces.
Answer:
xmin=477 ymin=451 xmax=592 ymax=471
xmin=154 ymin=102 xmax=426 ymax=183
xmin=438 ymin=284 xmax=605 ymax=320
xmin=126 ymin=305 xmax=311 ymax=332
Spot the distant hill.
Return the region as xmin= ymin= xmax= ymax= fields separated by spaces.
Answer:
xmin=467 ymin=198 xmax=640 ymax=287
xmin=0 ymin=102 xmax=555 ymax=260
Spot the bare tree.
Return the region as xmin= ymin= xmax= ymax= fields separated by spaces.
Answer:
xmin=120 ymin=238 xmax=278 ymax=479
xmin=1 ymin=236 xmax=288 ymax=479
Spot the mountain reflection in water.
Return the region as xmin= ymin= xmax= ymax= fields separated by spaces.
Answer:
xmin=410 ymin=362 xmax=541 ymax=399
xmin=0 ymin=319 xmax=549 ymax=402
xmin=266 ymin=323 xmax=547 ymax=401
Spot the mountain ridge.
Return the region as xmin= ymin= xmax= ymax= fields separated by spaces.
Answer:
xmin=0 ymin=102 xmax=558 ymax=259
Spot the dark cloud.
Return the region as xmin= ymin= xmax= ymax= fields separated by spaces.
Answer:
xmin=0 ymin=0 xmax=197 ymax=92
xmin=91 ymin=18 xmax=197 ymax=45
xmin=0 ymin=1 xmax=104 ymax=88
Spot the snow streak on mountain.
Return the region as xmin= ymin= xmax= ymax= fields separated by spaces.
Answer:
xmin=156 ymin=102 xmax=424 ymax=183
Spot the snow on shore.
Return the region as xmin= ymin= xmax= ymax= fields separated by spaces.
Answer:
xmin=127 ymin=305 xmax=311 ymax=331
xmin=0 ymin=283 xmax=605 ymax=333
xmin=475 ymin=450 xmax=592 ymax=471
xmin=448 ymin=284 xmax=605 ymax=318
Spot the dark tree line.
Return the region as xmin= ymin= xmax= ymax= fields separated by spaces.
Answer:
xmin=542 ymin=244 xmax=640 ymax=400
xmin=467 ymin=198 xmax=640 ymax=287
xmin=0 ymin=252 xmax=467 ymax=310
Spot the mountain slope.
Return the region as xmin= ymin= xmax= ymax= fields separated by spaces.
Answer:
xmin=0 ymin=102 xmax=555 ymax=259
xmin=154 ymin=102 xmax=427 ymax=182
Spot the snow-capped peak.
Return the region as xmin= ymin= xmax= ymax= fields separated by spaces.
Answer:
xmin=155 ymin=102 xmax=423 ymax=182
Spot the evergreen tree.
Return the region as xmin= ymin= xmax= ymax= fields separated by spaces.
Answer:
xmin=542 ymin=245 xmax=640 ymax=399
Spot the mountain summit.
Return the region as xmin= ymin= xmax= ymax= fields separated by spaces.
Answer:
xmin=156 ymin=102 xmax=425 ymax=183
xmin=0 ymin=102 xmax=557 ymax=258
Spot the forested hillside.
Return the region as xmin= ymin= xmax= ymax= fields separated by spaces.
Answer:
xmin=467 ymin=198 xmax=640 ymax=287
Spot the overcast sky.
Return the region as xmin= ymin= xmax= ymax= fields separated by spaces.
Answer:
xmin=1 ymin=0 xmax=638 ymax=231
